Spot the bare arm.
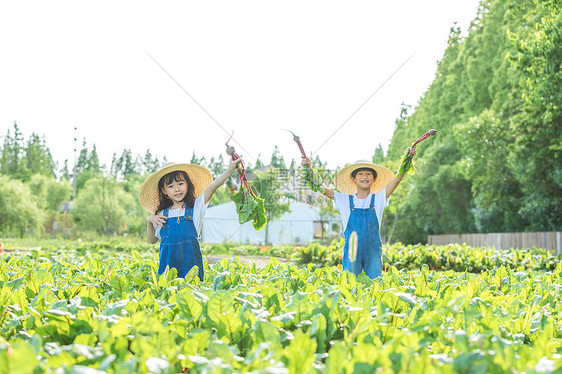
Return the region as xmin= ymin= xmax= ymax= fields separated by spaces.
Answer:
xmin=322 ymin=186 xmax=335 ymax=200
xmin=146 ymin=214 xmax=167 ymax=244
xmin=204 ymin=158 xmax=241 ymax=205
xmin=386 ymin=174 xmax=406 ymax=199
xmin=386 ymin=146 xmax=416 ymax=199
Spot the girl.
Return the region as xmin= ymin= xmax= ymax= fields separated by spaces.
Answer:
xmin=139 ymin=159 xmax=240 ymax=280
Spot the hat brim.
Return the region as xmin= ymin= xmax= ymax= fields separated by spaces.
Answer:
xmin=335 ymin=162 xmax=394 ymax=195
xmin=139 ymin=163 xmax=212 ymax=213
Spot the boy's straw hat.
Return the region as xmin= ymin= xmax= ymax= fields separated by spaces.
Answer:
xmin=335 ymin=160 xmax=394 ymax=195
xmin=139 ymin=162 xmax=212 ymax=213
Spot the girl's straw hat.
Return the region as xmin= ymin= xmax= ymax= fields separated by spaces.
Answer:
xmin=138 ymin=162 xmax=212 ymax=213
xmin=335 ymin=160 xmax=394 ymax=195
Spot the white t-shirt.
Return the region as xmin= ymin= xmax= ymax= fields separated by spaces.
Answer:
xmin=333 ymin=188 xmax=389 ymax=230
xmin=154 ymin=194 xmax=208 ymax=240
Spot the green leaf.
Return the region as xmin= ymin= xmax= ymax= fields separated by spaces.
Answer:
xmin=397 ymin=152 xmax=415 ymax=176
xmin=281 ymin=331 xmax=317 ymax=374
xmin=217 ymin=312 xmax=242 ymax=342
xmin=6 ymin=276 xmax=25 ymax=290
xmin=177 ymin=289 xmax=203 ymax=321
xmin=232 ymin=188 xmax=268 ymax=231
xmin=302 ymin=166 xmax=325 ymax=194
xmin=207 ymin=290 xmax=234 ymax=324
xmin=254 ymin=321 xmax=280 ymax=344
xmin=5 ymin=342 xmax=39 ymax=374
xmin=324 ymin=342 xmax=348 ymax=374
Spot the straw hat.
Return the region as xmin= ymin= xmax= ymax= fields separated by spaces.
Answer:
xmin=335 ymin=160 xmax=394 ymax=195
xmin=139 ymin=162 xmax=212 ymax=213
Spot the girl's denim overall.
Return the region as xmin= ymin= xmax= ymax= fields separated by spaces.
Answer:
xmin=342 ymin=194 xmax=383 ymax=279
xmin=158 ymin=207 xmax=204 ymax=281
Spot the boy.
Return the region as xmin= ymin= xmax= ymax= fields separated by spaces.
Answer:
xmin=302 ymin=146 xmax=415 ymax=279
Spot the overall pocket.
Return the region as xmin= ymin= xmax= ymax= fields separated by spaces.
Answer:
xmin=160 ymin=225 xmax=170 ymax=239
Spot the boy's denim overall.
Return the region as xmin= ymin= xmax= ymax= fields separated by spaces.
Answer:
xmin=342 ymin=194 xmax=383 ymax=279
xmin=158 ymin=207 xmax=204 ymax=281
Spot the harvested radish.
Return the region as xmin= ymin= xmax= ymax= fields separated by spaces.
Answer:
xmin=225 ymin=132 xmax=267 ymax=230
xmin=285 ymin=130 xmax=325 ymax=194
xmin=397 ymin=129 xmax=442 ymax=176
xmin=348 ymin=231 xmax=358 ymax=262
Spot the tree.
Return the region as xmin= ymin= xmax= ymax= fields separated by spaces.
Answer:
xmin=270 ymin=146 xmax=286 ymax=169
xmin=110 ymin=152 xmax=119 ymax=176
xmin=383 ymin=0 xmax=562 ymax=242
xmin=507 ymin=0 xmax=562 ymax=230
xmin=454 ymin=110 xmax=526 ymax=231
xmin=209 ymin=185 xmax=232 ymax=206
xmin=73 ymin=177 xmax=134 ymax=235
xmin=87 ymin=145 xmax=101 ymax=173
xmin=143 ymin=150 xmax=159 ymax=173
xmin=28 ymin=174 xmax=50 ymax=210
xmin=23 ymin=133 xmax=55 ymax=177
xmin=189 ymin=151 xmax=201 ymax=165
xmin=0 ymin=175 xmax=43 ymax=237
xmin=372 ymin=143 xmax=385 ymax=164
xmin=119 ymin=149 xmax=137 ymax=179
xmin=59 ymin=160 xmax=71 ymax=181
xmin=27 ymin=173 xmax=72 ymax=234
xmin=254 ymin=154 xmax=264 ymax=170
xmin=215 ymin=154 xmax=226 ymax=175
xmin=207 ymin=156 xmax=226 ymax=177
xmin=46 ymin=179 xmax=72 ymax=212
xmin=76 ymin=138 xmax=89 ymax=173
xmin=121 ymin=173 xmax=151 ymax=237
xmin=0 ymin=122 xmax=26 ymax=179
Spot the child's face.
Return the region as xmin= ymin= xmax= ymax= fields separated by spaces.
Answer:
xmin=162 ymin=176 xmax=188 ymax=206
xmin=352 ymin=170 xmax=375 ymax=190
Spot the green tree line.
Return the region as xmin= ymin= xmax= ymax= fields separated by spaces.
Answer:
xmin=0 ymin=124 xmax=303 ymax=239
xmin=382 ymin=0 xmax=561 ymax=243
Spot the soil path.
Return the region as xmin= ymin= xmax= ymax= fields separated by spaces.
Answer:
xmin=205 ymin=255 xmax=290 ymax=268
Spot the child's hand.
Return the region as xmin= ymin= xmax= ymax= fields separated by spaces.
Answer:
xmin=148 ymin=215 xmax=167 ymax=227
xmin=406 ymin=146 xmax=416 ymax=156
xmin=228 ymin=157 xmax=242 ymax=171
xmin=301 ymin=156 xmax=311 ymax=167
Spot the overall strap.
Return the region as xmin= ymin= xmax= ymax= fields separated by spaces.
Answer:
xmin=184 ymin=206 xmax=193 ymax=220
xmin=348 ymin=195 xmax=355 ymax=210
xmin=369 ymin=194 xmax=376 ymax=209
xmin=162 ymin=208 xmax=170 ymax=218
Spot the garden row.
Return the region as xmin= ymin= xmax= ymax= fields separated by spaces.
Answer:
xmin=0 ymin=244 xmax=561 ymax=373
xmin=28 ymin=239 xmax=562 ymax=273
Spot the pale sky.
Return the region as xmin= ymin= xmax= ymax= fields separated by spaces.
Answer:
xmin=0 ymin=0 xmax=481 ymax=172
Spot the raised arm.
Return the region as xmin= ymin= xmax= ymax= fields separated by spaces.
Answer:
xmin=322 ymin=186 xmax=335 ymax=200
xmin=204 ymin=158 xmax=241 ymax=204
xmin=386 ymin=146 xmax=416 ymax=199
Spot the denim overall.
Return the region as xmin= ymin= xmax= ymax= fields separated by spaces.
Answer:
xmin=158 ymin=206 xmax=204 ymax=281
xmin=342 ymin=194 xmax=383 ymax=279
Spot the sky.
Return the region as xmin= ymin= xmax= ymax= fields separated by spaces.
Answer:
xmin=0 ymin=0 xmax=481 ymax=172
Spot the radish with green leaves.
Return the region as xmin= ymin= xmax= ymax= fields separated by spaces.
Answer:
xmin=397 ymin=129 xmax=442 ymax=176
xmin=285 ymin=130 xmax=325 ymax=194
xmin=225 ymin=133 xmax=267 ymax=230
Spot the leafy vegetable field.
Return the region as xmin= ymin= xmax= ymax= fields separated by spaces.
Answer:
xmin=1 ymin=244 xmax=561 ymax=373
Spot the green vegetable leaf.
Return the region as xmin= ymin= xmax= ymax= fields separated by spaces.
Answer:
xmin=232 ymin=186 xmax=267 ymax=231
xmin=397 ymin=151 xmax=416 ymax=176
xmin=302 ymin=166 xmax=325 ymax=194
